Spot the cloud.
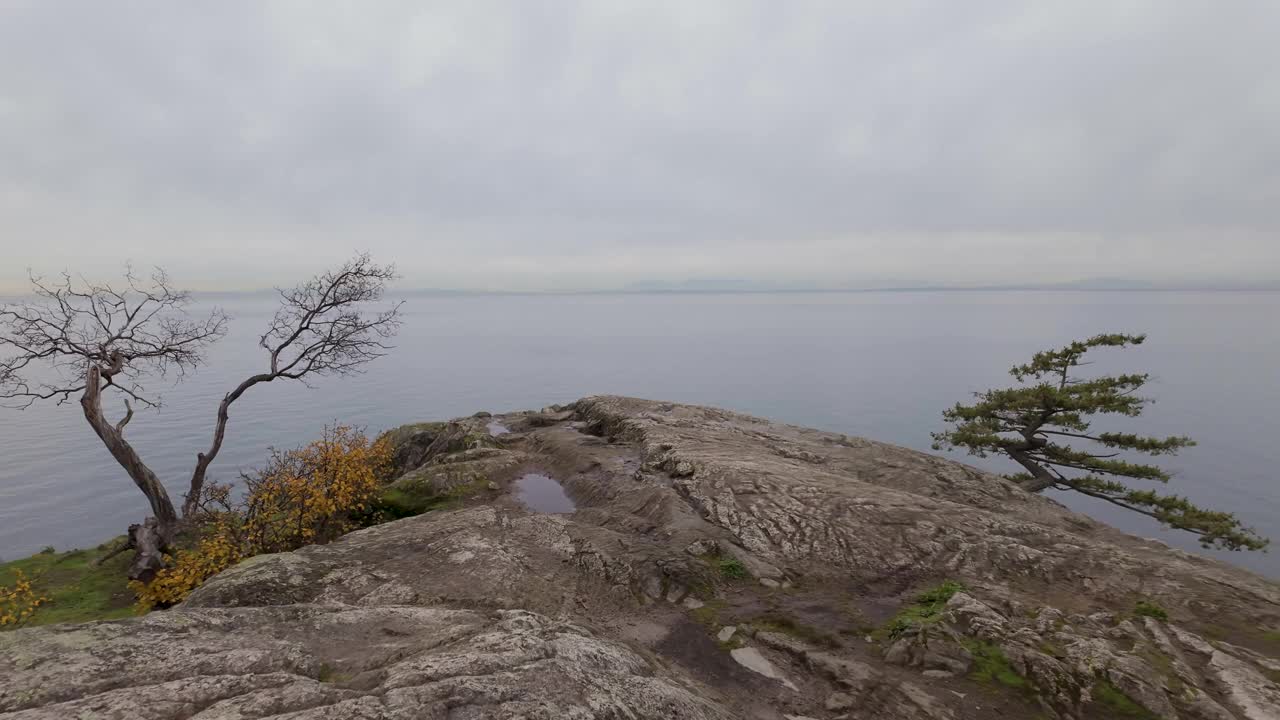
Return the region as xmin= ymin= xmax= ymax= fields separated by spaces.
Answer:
xmin=1 ymin=1 xmax=1278 ymax=290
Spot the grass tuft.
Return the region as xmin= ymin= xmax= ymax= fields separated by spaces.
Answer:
xmin=717 ymin=558 xmax=749 ymax=580
xmin=880 ymin=580 xmax=966 ymax=639
xmin=1133 ymin=600 xmax=1168 ymax=621
xmin=965 ymin=640 xmax=1028 ymax=690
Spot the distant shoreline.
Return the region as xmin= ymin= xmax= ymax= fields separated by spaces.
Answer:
xmin=216 ymin=286 xmax=1280 ymax=298
xmin=4 ymin=286 xmax=1280 ymax=300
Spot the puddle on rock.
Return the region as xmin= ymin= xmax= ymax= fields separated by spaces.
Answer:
xmin=514 ymin=473 xmax=577 ymax=513
xmin=487 ymin=421 xmax=510 ymax=436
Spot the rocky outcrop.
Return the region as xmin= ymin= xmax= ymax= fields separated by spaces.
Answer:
xmin=3 ymin=396 xmax=1278 ymax=719
xmin=0 ymin=605 xmax=729 ymax=719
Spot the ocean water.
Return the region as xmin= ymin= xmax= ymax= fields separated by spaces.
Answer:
xmin=1 ymin=291 xmax=1277 ymax=577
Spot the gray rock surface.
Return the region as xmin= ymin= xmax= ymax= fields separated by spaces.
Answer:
xmin=730 ymin=646 xmax=799 ymax=691
xmin=3 ymin=395 xmax=1279 ymax=719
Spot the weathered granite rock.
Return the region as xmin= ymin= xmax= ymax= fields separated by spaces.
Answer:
xmin=378 ymin=421 xmax=447 ymax=475
xmin=0 ymin=606 xmax=730 ymax=719
xmin=3 ymin=396 xmax=1279 ymax=719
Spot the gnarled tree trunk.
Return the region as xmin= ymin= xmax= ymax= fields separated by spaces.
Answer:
xmin=1008 ymin=447 xmax=1058 ymax=493
xmin=80 ymin=364 xmax=176 ymax=580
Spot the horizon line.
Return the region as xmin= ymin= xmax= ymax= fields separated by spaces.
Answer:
xmin=191 ymin=284 xmax=1280 ymax=297
xmin=4 ymin=285 xmax=1280 ymax=300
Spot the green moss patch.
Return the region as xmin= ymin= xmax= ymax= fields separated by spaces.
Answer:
xmin=364 ymin=472 xmax=493 ymax=523
xmin=1 ymin=540 xmax=136 ymax=629
xmin=1133 ymin=600 xmax=1168 ymax=621
xmin=880 ymin=580 xmax=965 ymax=639
xmin=1093 ymin=680 xmax=1160 ymax=719
xmin=691 ymin=552 xmax=750 ymax=587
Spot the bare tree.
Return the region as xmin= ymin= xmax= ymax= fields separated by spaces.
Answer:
xmin=0 ymin=254 xmax=402 ymax=579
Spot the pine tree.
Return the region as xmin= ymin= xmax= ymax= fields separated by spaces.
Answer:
xmin=932 ymin=333 xmax=1267 ymax=551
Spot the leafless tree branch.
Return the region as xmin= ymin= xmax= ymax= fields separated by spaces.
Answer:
xmin=0 ymin=267 xmax=228 ymax=411
xmin=0 ymin=254 xmax=401 ymax=579
xmin=183 ymin=253 xmax=401 ymax=516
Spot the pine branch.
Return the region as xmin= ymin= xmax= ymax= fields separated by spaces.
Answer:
xmin=1059 ymin=476 xmax=1268 ymax=551
xmin=934 ymin=333 xmax=1267 ymax=552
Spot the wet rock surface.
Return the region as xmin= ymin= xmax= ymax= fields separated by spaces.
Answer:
xmin=3 ymin=396 xmax=1279 ymax=719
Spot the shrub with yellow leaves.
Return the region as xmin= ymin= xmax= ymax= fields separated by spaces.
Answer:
xmin=0 ymin=569 xmax=50 ymax=628
xmin=128 ymin=519 xmax=242 ymax=610
xmin=131 ymin=425 xmax=391 ymax=610
xmin=241 ymin=425 xmax=391 ymax=554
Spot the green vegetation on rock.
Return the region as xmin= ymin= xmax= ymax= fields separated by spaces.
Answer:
xmin=1133 ymin=600 xmax=1169 ymax=621
xmin=717 ymin=557 xmax=748 ymax=580
xmin=965 ymin=639 xmax=1028 ymax=690
xmin=364 ymin=481 xmax=477 ymax=520
xmin=1093 ymin=679 xmax=1160 ymax=719
xmin=882 ymin=580 xmax=965 ymax=639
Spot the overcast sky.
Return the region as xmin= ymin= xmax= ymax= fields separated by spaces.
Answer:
xmin=1 ymin=1 xmax=1278 ymax=292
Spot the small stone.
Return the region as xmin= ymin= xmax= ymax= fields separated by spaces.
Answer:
xmin=923 ymin=669 xmax=955 ymax=679
xmin=759 ymin=578 xmax=781 ymax=589
xmin=683 ymin=597 xmax=705 ymax=610
xmin=672 ymin=461 xmax=695 ymax=477
xmin=486 ymin=481 xmax=499 ymax=491
xmin=923 ymin=649 xmax=971 ymax=674
xmin=718 ymin=626 xmax=737 ymax=642
xmin=826 ymin=692 xmax=854 ymax=710
xmin=730 ymin=647 xmax=798 ymax=691
xmin=685 ymin=539 xmax=719 ymax=556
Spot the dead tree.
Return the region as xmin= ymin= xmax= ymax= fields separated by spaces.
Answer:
xmin=0 ymin=254 xmax=402 ymax=580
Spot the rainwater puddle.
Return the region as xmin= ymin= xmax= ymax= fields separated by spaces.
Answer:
xmin=514 ymin=473 xmax=577 ymax=513
xmin=487 ymin=421 xmax=510 ymax=436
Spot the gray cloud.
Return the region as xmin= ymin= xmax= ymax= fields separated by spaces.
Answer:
xmin=1 ymin=1 xmax=1278 ymax=291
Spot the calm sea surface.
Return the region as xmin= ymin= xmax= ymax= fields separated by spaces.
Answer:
xmin=1 ymin=291 xmax=1277 ymax=577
